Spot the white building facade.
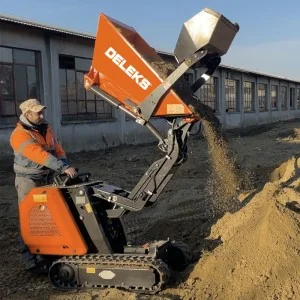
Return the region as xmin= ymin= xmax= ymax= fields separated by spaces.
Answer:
xmin=1 ymin=15 xmax=300 ymax=157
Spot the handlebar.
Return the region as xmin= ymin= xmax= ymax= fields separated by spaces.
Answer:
xmin=53 ymin=171 xmax=91 ymax=186
xmin=63 ymin=172 xmax=91 ymax=186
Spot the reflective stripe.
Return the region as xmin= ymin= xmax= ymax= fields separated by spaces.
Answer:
xmin=13 ymin=163 xmax=48 ymax=175
xmin=12 ymin=122 xmax=67 ymax=174
xmin=17 ymin=139 xmax=36 ymax=154
xmin=18 ymin=126 xmax=43 ymax=142
xmin=16 ymin=123 xmax=58 ymax=151
xmin=44 ymin=155 xmax=65 ymax=172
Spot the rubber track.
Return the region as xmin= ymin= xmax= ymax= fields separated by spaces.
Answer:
xmin=49 ymin=254 xmax=170 ymax=294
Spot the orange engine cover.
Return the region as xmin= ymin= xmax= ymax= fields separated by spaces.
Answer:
xmin=19 ymin=186 xmax=88 ymax=256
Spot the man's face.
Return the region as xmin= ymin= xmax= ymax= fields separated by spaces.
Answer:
xmin=25 ymin=109 xmax=45 ymax=125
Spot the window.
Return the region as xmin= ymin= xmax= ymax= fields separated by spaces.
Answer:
xmin=290 ymin=88 xmax=295 ymax=110
xmin=225 ymin=79 xmax=239 ymax=112
xmin=59 ymin=55 xmax=112 ymax=121
xmin=199 ymin=77 xmax=218 ymax=112
xmin=297 ymin=88 xmax=300 ymax=110
xmin=0 ymin=46 xmax=40 ymax=125
xmin=271 ymin=85 xmax=278 ymax=110
xmin=258 ymin=83 xmax=268 ymax=112
xmin=281 ymin=86 xmax=287 ymax=111
xmin=243 ymin=81 xmax=255 ymax=112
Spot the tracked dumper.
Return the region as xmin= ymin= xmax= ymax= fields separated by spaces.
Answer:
xmin=19 ymin=8 xmax=239 ymax=294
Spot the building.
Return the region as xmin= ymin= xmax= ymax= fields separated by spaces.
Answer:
xmin=194 ymin=65 xmax=300 ymax=129
xmin=1 ymin=14 xmax=300 ymax=157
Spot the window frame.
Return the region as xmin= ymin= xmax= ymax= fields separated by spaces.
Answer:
xmin=225 ymin=78 xmax=239 ymax=113
xmin=59 ymin=54 xmax=113 ymax=122
xmin=199 ymin=77 xmax=218 ymax=113
xmin=258 ymin=83 xmax=268 ymax=112
xmin=243 ymin=81 xmax=255 ymax=113
xmin=271 ymin=85 xmax=278 ymax=111
xmin=296 ymin=88 xmax=300 ymax=110
xmin=281 ymin=86 xmax=288 ymax=111
xmin=289 ymin=87 xmax=295 ymax=110
xmin=0 ymin=46 xmax=41 ymax=126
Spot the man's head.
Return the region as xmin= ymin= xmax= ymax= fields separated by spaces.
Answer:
xmin=19 ymin=99 xmax=46 ymax=125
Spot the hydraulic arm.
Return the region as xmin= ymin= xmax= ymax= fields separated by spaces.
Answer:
xmin=83 ymin=8 xmax=239 ymax=216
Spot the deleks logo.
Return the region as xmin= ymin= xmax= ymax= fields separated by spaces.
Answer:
xmin=105 ymin=47 xmax=151 ymax=90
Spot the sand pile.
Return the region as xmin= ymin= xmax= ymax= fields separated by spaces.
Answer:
xmin=166 ymin=156 xmax=300 ymax=300
xmin=150 ymin=60 xmax=246 ymax=212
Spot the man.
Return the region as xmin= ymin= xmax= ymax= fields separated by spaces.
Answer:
xmin=10 ymin=98 xmax=77 ymax=273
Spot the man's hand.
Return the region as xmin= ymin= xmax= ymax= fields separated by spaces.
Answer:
xmin=64 ymin=167 xmax=77 ymax=178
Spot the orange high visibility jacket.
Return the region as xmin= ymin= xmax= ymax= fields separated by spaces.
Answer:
xmin=10 ymin=115 xmax=69 ymax=179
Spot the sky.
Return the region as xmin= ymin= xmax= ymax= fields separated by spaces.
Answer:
xmin=1 ymin=0 xmax=300 ymax=80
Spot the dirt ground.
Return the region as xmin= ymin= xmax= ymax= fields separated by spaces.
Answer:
xmin=1 ymin=120 xmax=300 ymax=300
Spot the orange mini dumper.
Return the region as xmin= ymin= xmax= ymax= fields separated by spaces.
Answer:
xmin=19 ymin=8 xmax=239 ymax=294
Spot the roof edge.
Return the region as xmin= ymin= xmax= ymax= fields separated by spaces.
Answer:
xmin=1 ymin=13 xmax=299 ymax=83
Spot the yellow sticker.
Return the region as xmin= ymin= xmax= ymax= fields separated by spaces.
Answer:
xmin=86 ymin=267 xmax=96 ymax=274
xmin=85 ymin=203 xmax=92 ymax=213
xmin=167 ymin=104 xmax=185 ymax=114
xmin=33 ymin=194 xmax=47 ymax=203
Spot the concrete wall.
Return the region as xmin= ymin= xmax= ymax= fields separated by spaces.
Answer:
xmin=0 ymin=23 xmax=169 ymax=156
xmin=61 ymin=111 xmax=169 ymax=153
xmin=0 ymin=23 xmax=51 ymax=156
xmin=202 ymin=68 xmax=300 ymax=129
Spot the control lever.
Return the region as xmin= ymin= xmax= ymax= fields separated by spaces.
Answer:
xmin=62 ymin=172 xmax=91 ymax=186
xmin=53 ymin=170 xmax=91 ymax=187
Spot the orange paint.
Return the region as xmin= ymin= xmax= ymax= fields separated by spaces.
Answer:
xmin=84 ymin=14 xmax=193 ymax=118
xmin=19 ymin=187 xmax=88 ymax=255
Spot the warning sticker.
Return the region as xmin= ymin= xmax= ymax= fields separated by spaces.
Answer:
xmin=167 ymin=104 xmax=185 ymax=114
xmin=33 ymin=194 xmax=47 ymax=203
xmin=86 ymin=267 xmax=96 ymax=274
xmin=85 ymin=203 xmax=92 ymax=213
